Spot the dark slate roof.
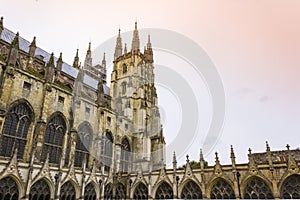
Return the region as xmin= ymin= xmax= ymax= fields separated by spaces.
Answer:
xmin=252 ymin=149 xmax=300 ymax=164
xmin=0 ymin=28 xmax=110 ymax=93
xmin=84 ymin=74 xmax=110 ymax=95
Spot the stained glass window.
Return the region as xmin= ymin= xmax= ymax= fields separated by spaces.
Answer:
xmin=102 ymin=132 xmax=113 ymax=172
xmin=115 ymin=183 xmax=126 ymax=200
xmin=41 ymin=114 xmax=66 ymax=164
xmin=280 ymin=174 xmax=300 ymax=199
xmin=60 ymin=181 xmax=76 ymax=200
xmin=133 ymin=182 xmax=148 ymax=199
xmin=244 ymin=177 xmax=274 ymax=199
xmin=155 ymin=182 xmax=173 ymax=199
xmin=1 ymin=102 xmax=33 ymax=159
xmin=210 ymin=178 xmax=235 ymax=199
xmin=0 ymin=176 xmax=19 ymax=200
xmin=180 ymin=180 xmax=202 ymax=199
xmin=84 ymin=183 xmax=96 ymax=200
xmin=29 ymin=179 xmax=51 ymax=200
xmin=74 ymin=123 xmax=92 ymax=168
xmin=104 ymin=184 xmax=112 ymax=200
xmin=120 ymin=138 xmax=130 ymax=172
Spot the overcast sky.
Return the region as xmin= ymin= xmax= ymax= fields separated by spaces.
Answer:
xmin=1 ymin=0 xmax=300 ymax=166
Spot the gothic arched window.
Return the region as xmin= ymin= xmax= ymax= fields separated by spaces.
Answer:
xmin=244 ymin=177 xmax=274 ymax=199
xmin=122 ymin=64 xmax=127 ymax=74
xmin=280 ymin=174 xmax=300 ymax=199
xmin=133 ymin=182 xmax=148 ymax=200
xmin=155 ymin=182 xmax=173 ymax=199
xmin=74 ymin=123 xmax=92 ymax=168
xmin=120 ymin=137 xmax=131 ymax=172
xmin=84 ymin=183 xmax=96 ymax=200
xmin=41 ymin=113 xmax=66 ymax=164
xmin=115 ymin=183 xmax=126 ymax=200
xmin=104 ymin=184 xmax=112 ymax=200
xmin=60 ymin=181 xmax=76 ymax=200
xmin=180 ymin=180 xmax=202 ymax=199
xmin=0 ymin=176 xmax=19 ymax=199
xmin=1 ymin=102 xmax=33 ymax=158
xmin=29 ymin=179 xmax=51 ymax=200
xmin=210 ymin=178 xmax=235 ymax=199
xmin=101 ymin=131 xmax=113 ymax=172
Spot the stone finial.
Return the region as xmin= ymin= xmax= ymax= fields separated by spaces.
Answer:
xmin=56 ymin=52 xmax=63 ymax=72
xmin=102 ymin=52 xmax=106 ymax=67
xmin=186 ymin=154 xmax=190 ymax=162
xmin=286 ymin=144 xmax=290 ymax=151
xmin=131 ymin=21 xmax=140 ymax=51
xmin=266 ymin=141 xmax=270 ymax=152
xmin=124 ymin=43 xmax=127 ymax=54
xmin=215 ymin=152 xmax=220 ymax=164
xmin=114 ymin=28 xmax=122 ymax=60
xmin=200 ymin=149 xmax=204 ymax=161
xmin=230 ymin=145 xmax=236 ymax=167
xmin=0 ymin=16 xmax=3 ymax=34
xmin=73 ymin=49 xmax=80 ymax=69
xmin=248 ymin=148 xmax=252 ymax=155
xmin=29 ymin=36 xmax=37 ymax=56
xmin=147 ymin=34 xmax=152 ymax=49
xmin=11 ymin=32 xmax=19 ymax=47
xmin=173 ymin=151 xmax=177 ymax=171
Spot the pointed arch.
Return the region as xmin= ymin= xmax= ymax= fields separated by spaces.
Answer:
xmin=104 ymin=183 xmax=112 ymax=200
xmin=0 ymin=176 xmax=20 ymax=199
xmin=1 ymin=99 xmax=34 ymax=159
xmin=101 ymin=131 xmax=113 ymax=172
xmin=155 ymin=181 xmax=173 ymax=199
xmin=280 ymin=174 xmax=300 ymax=199
xmin=209 ymin=178 xmax=235 ymax=199
xmin=84 ymin=182 xmax=97 ymax=200
xmin=74 ymin=121 xmax=93 ymax=168
xmin=41 ymin=112 xmax=67 ymax=164
xmin=29 ymin=178 xmax=51 ymax=200
xmin=60 ymin=181 xmax=76 ymax=200
xmin=180 ymin=180 xmax=202 ymax=199
xmin=133 ymin=182 xmax=148 ymax=199
xmin=115 ymin=183 xmax=126 ymax=200
xmin=120 ymin=137 xmax=131 ymax=172
xmin=243 ymin=176 xmax=274 ymax=199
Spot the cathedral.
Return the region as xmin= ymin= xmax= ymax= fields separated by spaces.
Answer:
xmin=0 ymin=17 xmax=299 ymax=199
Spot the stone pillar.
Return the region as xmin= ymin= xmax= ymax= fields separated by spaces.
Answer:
xmin=34 ymin=120 xmax=47 ymax=161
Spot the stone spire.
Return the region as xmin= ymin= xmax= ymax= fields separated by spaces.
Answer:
xmin=131 ymin=21 xmax=140 ymax=51
xmin=56 ymin=52 xmax=63 ymax=72
xmin=144 ymin=34 xmax=153 ymax=62
xmin=84 ymin=42 xmax=92 ymax=70
xmin=0 ymin=17 xmax=3 ymax=35
xmin=29 ymin=36 xmax=36 ymax=57
xmin=266 ymin=141 xmax=273 ymax=170
xmin=114 ymin=29 xmax=122 ymax=60
xmin=173 ymin=151 xmax=177 ymax=170
xmin=124 ymin=43 xmax=127 ymax=54
xmin=7 ymin=32 xmax=19 ymax=66
xmin=147 ymin=34 xmax=152 ymax=49
xmin=200 ymin=149 xmax=205 ymax=170
xmin=73 ymin=49 xmax=80 ymax=69
xmin=230 ymin=145 xmax=236 ymax=168
xmin=102 ymin=52 xmax=106 ymax=68
xmin=45 ymin=53 xmax=55 ymax=82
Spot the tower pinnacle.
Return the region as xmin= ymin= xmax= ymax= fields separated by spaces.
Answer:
xmin=131 ymin=21 xmax=140 ymax=51
xmin=114 ymin=29 xmax=122 ymax=60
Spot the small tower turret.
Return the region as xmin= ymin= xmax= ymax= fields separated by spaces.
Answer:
xmin=0 ymin=17 xmax=3 ymax=35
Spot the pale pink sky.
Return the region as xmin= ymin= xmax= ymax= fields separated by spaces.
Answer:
xmin=1 ymin=0 xmax=299 ymax=165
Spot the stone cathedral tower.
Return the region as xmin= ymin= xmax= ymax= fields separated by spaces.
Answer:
xmin=111 ymin=22 xmax=165 ymax=172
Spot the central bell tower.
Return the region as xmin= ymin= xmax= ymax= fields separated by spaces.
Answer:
xmin=110 ymin=22 xmax=165 ymax=172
